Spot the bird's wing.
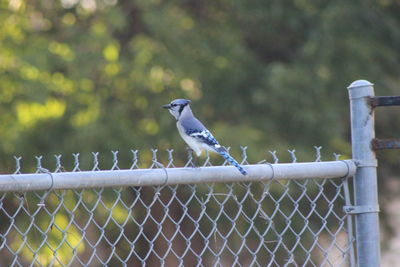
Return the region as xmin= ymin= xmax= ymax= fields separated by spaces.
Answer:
xmin=187 ymin=129 xmax=221 ymax=148
xmin=180 ymin=116 xmax=225 ymax=151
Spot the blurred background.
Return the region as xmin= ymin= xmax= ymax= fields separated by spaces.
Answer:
xmin=0 ymin=0 xmax=399 ymax=264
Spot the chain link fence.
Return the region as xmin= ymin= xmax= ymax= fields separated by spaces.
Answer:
xmin=0 ymin=147 xmax=355 ymax=266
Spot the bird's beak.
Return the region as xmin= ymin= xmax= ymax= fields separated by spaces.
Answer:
xmin=162 ymin=104 xmax=171 ymax=109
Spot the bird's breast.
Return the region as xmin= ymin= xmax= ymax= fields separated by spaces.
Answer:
xmin=176 ymin=122 xmax=203 ymax=156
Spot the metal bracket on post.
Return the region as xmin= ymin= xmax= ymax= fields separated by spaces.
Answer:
xmin=354 ymin=159 xmax=378 ymax=168
xmin=343 ymin=205 xmax=380 ymax=215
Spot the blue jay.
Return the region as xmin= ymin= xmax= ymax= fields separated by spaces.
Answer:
xmin=162 ymin=99 xmax=247 ymax=175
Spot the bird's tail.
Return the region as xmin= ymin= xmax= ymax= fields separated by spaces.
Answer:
xmin=217 ymin=149 xmax=248 ymax=176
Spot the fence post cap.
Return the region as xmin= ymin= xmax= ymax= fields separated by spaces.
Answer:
xmin=347 ymin=80 xmax=374 ymax=89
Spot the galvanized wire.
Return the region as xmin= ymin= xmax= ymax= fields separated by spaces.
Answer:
xmin=0 ymin=147 xmax=355 ymax=266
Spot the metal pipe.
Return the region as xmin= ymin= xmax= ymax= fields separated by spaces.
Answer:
xmin=348 ymin=80 xmax=380 ymax=267
xmin=343 ymin=177 xmax=356 ymax=267
xmin=0 ymin=160 xmax=356 ymax=192
xmin=372 ymin=138 xmax=400 ymax=150
xmin=369 ymin=95 xmax=400 ymax=108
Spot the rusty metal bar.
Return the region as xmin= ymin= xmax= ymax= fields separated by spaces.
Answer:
xmin=369 ymin=96 xmax=400 ymax=108
xmin=371 ymin=138 xmax=400 ymax=150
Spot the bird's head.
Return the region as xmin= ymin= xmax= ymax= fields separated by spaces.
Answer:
xmin=162 ymin=99 xmax=191 ymax=120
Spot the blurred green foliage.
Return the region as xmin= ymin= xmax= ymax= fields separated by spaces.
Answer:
xmin=1 ymin=0 xmax=400 ymax=264
xmin=1 ymin=0 xmax=400 ymax=169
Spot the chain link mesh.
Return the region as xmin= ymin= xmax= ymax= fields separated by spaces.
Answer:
xmin=0 ymin=147 xmax=354 ymax=266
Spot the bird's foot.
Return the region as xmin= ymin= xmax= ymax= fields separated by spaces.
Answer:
xmin=186 ymin=147 xmax=199 ymax=168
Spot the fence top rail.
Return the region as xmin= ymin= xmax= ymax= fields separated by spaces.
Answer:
xmin=0 ymin=160 xmax=356 ymax=192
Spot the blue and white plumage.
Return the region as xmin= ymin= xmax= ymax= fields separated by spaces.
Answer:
xmin=162 ymin=99 xmax=247 ymax=176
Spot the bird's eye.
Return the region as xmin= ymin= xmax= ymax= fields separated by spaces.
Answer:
xmin=171 ymin=104 xmax=177 ymax=107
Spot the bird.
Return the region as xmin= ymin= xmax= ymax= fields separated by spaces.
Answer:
xmin=162 ymin=99 xmax=247 ymax=175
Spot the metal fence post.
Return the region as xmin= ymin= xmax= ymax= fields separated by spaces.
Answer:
xmin=348 ymin=80 xmax=380 ymax=267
